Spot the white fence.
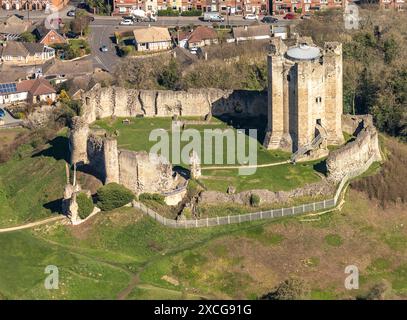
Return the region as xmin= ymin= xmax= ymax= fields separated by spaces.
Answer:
xmin=133 ymin=156 xmax=376 ymax=229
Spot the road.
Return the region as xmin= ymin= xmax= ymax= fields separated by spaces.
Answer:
xmin=0 ymin=216 xmax=65 ymax=233
xmin=1 ymin=7 xmax=295 ymax=73
xmin=88 ymin=17 xmax=295 ymax=72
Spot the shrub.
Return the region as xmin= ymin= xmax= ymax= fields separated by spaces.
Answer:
xmin=139 ymin=193 xmax=165 ymax=205
xmin=324 ymin=234 xmax=343 ymax=247
xmin=181 ymin=10 xmax=202 ymax=17
xmin=96 ymin=183 xmax=134 ymax=211
xmin=262 ymin=278 xmax=310 ymax=300
xmin=120 ymin=45 xmax=134 ymax=57
xmin=19 ymin=31 xmax=36 ymax=42
xmin=77 ymin=192 xmax=94 ymax=219
xmin=250 ymin=194 xmax=260 ymax=207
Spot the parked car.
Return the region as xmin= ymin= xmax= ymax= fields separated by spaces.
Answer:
xmin=261 ymin=16 xmax=278 ymax=24
xmin=100 ymin=45 xmax=108 ymax=52
xmin=283 ymin=13 xmax=297 ymax=20
xmin=0 ymin=108 xmax=5 ymax=118
xmin=244 ymin=13 xmax=259 ymax=20
xmin=301 ymin=13 xmax=312 ymax=20
xmin=189 ymin=47 xmax=198 ymax=55
xmin=202 ymin=12 xmax=224 ymax=22
xmin=67 ymin=10 xmax=76 ymax=17
xmin=66 ymin=31 xmax=79 ymax=39
xmin=120 ymin=19 xmax=134 ymax=26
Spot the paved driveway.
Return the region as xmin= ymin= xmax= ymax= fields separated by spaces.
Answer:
xmin=0 ymin=107 xmax=23 ymax=128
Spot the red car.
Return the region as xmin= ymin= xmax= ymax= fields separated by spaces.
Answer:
xmin=283 ymin=13 xmax=297 ymax=20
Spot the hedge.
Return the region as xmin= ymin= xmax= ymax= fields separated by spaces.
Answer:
xmin=157 ymin=9 xmax=179 ymax=16
xmin=180 ymin=10 xmax=202 ymax=17
xmin=96 ymin=183 xmax=135 ymax=211
xmin=77 ymin=193 xmax=94 ymax=219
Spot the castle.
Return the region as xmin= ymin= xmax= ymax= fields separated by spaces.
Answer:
xmin=69 ymin=117 xmax=187 ymax=205
xmin=263 ymin=37 xmax=344 ymax=157
xmin=65 ymin=37 xmax=383 ymax=225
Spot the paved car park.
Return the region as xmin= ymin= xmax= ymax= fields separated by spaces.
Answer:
xmin=0 ymin=106 xmax=23 ymax=128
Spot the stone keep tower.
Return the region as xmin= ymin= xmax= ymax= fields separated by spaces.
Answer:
xmin=263 ymin=38 xmax=344 ymax=153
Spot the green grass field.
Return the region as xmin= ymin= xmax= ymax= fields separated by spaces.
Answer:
xmin=0 ymin=190 xmax=406 ymax=300
xmin=200 ymin=161 xmax=322 ymax=193
xmin=0 ymin=144 xmax=66 ymax=228
xmin=92 ymin=117 xmax=291 ymax=167
xmin=92 ymin=117 xmax=320 ymax=193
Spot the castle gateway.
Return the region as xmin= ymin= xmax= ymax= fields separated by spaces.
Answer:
xmin=263 ymin=38 xmax=345 ymax=155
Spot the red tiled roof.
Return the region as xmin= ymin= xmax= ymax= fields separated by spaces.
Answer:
xmin=188 ymin=26 xmax=218 ymax=44
xmin=16 ymin=78 xmax=56 ymax=95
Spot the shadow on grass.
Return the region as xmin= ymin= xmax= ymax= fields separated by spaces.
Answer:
xmin=43 ymin=198 xmax=63 ymax=214
xmin=33 ymin=136 xmax=70 ymax=163
xmin=214 ymin=115 xmax=267 ymax=144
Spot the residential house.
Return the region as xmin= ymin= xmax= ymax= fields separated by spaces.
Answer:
xmin=0 ymin=78 xmax=56 ymax=104
xmin=174 ymin=30 xmax=191 ymax=48
xmin=41 ymin=58 xmax=94 ymax=83
xmin=113 ymin=0 xmax=158 ymax=15
xmin=187 ymin=26 xmax=218 ymax=48
xmin=1 ymin=0 xmax=68 ymax=11
xmin=35 ymin=26 xmax=67 ymax=46
xmin=113 ymin=0 xmax=268 ymax=15
xmin=272 ymin=0 xmax=344 ymax=15
xmin=0 ymin=14 xmax=32 ymax=40
xmin=232 ymin=25 xmax=270 ymax=43
xmin=379 ymin=0 xmax=405 ymax=10
xmin=0 ymin=64 xmax=39 ymax=83
xmin=0 ymin=41 xmax=55 ymax=65
xmin=133 ymin=27 xmax=172 ymax=52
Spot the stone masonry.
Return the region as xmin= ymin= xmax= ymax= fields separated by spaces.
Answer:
xmin=80 ymin=84 xmax=267 ymax=124
xmin=69 ymin=116 xmax=182 ymax=196
xmin=326 ymin=115 xmax=382 ymax=182
xmin=264 ymin=37 xmax=345 ymax=153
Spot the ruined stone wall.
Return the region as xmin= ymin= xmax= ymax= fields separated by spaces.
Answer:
xmin=118 ymin=150 xmax=177 ymax=194
xmin=86 ymin=134 xmax=106 ymax=181
xmin=341 ymin=114 xmax=374 ymax=136
xmin=327 ymin=120 xmax=382 ymax=182
xmin=70 ymin=117 xmax=89 ymax=164
xmin=70 ymin=116 xmax=179 ymax=196
xmin=81 ymin=84 xmax=267 ymax=124
xmin=199 ymin=179 xmax=336 ymax=206
xmin=103 ymin=138 xmax=120 ymax=184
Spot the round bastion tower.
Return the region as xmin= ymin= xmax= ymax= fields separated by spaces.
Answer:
xmin=69 ymin=116 xmax=89 ymax=165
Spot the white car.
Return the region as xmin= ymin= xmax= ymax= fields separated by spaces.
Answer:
xmin=189 ymin=47 xmax=198 ymax=55
xmin=120 ymin=19 xmax=134 ymax=25
xmin=244 ymin=14 xmax=258 ymax=20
